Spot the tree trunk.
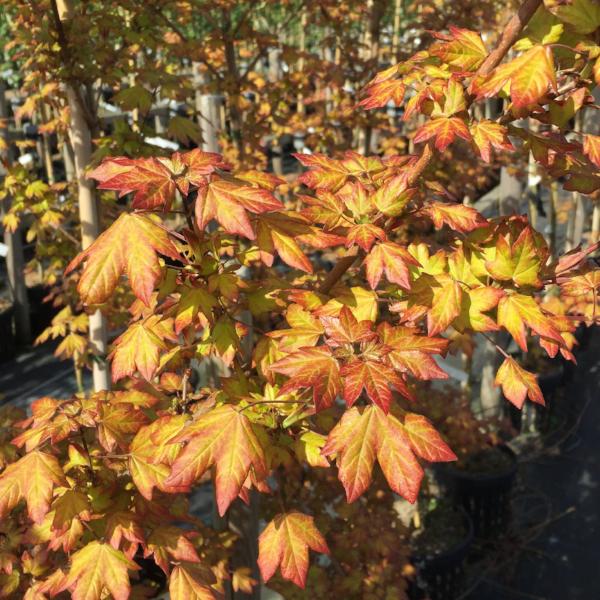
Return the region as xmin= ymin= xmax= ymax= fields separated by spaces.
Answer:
xmin=360 ymin=0 xmax=383 ymax=155
xmin=1 ymin=79 xmax=32 ymax=344
xmin=57 ymin=0 xmax=110 ymax=391
xmin=391 ymin=0 xmax=403 ymax=64
xmin=592 ymin=202 xmax=600 ymax=245
xmin=549 ymin=181 xmax=558 ymax=256
xmin=296 ymin=8 xmax=307 ymax=117
xmin=223 ymin=28 xmax=244 ymax=161
xmin=66 ymin=87 xmax=110 ymax=392
xmin=193 ymin=65 xmax=221 ymax=153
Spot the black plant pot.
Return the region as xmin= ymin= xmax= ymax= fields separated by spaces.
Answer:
xmin=409 ymin=507 xmax=474 ymax=600
xmin=0 ymin=306 xmax=16 ymax=362
xmin=27 ymin=284 xmax=56 ymax=337
xmin=447 ymin=445 xmax=517 ymax=540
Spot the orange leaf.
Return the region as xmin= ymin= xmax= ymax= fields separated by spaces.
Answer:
xmin=165 ymin=405 xmax=267 ymax=516
xmin=169 ymin=563 xmax=217 ymax=599
xmin=322 ymin=406 xmax=424 ymax=503
xmin=420 ymin=202 xmax=487 ymax=232
xmin=63 ymin=541 xmax=139 ymax=600
xmin=270 ymin=346 xmax=342 ymax=412
xmin=583 ymin=134 xmax=600 ymax=168
xmin=258 ymin=512 xmax=329 ymax=588
xmin=402 ymin=413 xmax=457 ymax=462
xmin=195 ymin=178 xmax=282 ymax=239
xmin=470 ymin=120 xmax=515 ymax=162
xmin=497 ymin=293 xmax=563 ymax=351
xmin=378 ymin=322 xmax=449 ymax=380
xmin=0 ymin=451 xmax=66 ymax=523
xmin=364 ymin=241 xmax=417 ymax=289
xmin=413 ymin=117 xmax=471 ymax=152
xmin=495 ymin=357 xmax=544 ymax=408
xmin=66 ymin=213 xmax=178 ymax=306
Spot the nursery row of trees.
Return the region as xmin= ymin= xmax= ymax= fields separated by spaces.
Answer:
xmin=0 ymin=0 xmax=599 ymax=598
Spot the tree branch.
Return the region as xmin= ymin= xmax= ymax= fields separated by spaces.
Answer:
xmin=476 ymin=0 xmax=543 ymax=78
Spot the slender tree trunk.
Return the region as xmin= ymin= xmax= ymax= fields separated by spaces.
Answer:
xmin=549 ymin=181 xmax=558 ymax=256
xmin=296 ymin=8 xmax=307 ymax=117
xmin=62 ymin=135 xmax=76 ymax=181
xmin=592 ymin=202 xmax=600 ymax=245
xmin=39 ymin=103 xmax=55 ymax=184
xmin=391 ymin=0 xmax=403 ymax=64
xmin=193 ymin=65 xmax=220 ymax=153
xmin=223 ymin=23 xmax=244 ymax=161
xmin=1 ymin=79 xmax=31 ymax=344
xmin=57 ymin=0 xmax=109 ymax=391
xmin=360 ymin=0 xmax=382 ymax=155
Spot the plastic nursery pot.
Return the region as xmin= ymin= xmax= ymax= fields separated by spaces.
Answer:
xmin=27 ymin=284 xmax=57 ymax=337
xmin=446 ymin=445 xmax=517 ymax=540
xmin=409 ymin=505 xmax=474 ymax=600
xmin=0 ymin=305 xmax=16 ymax=362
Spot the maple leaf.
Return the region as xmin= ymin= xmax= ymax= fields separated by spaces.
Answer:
xmin=497 ymin=293 xmax=563 ymax=351
xmin=105 ymin=511 xmax=145 ymax=551
xmin=89 ymin=157 xmax=176 ymax=210
xmin=173 ymin=286 xmax=218 ymax=334
xmin=359 ymin=79 xmax=406 ymax=110
xmin=294 ymin=153 xmax=350 ymax=191
xmin=144 ymin=527 xmax=201 ymax=575
xmin=454 ymin=286 xmax=505 ymax=332
xmin=485 ymin=228 xmax=542 ymax=288
xmin=471 ymin=45 xmax=556 ymax=110
xmin=270 ymin=346 xmax=342 ymax=412
xmin=256 ymin=213 xmax=315 ymax=273
xmin=429 ymin=26 xmax=488 ymax=71
xmin=195 ymin=178 xmax=282 ymax=239
xmin=420 ymin=202 xmax=487 ymax=232
xmin=320 ymin=306 xmax=376 ymax=346
xmin=372 ymin=176 xmax=416 ymax=217
xmin=322 ymin=406 xmax=424 ymax=503
xmin=300 ymin=190 xmax=346 ymax=229
xmin=258 ymin=512 xmax=329 ymax=588
xmin=97 ymin=402 xmax=148 ymax=452
xmin=402 ymin=413 xmax=457 ymax=461
xmin=0 ymin=450 xmax=66 ymax=523
xmin=365 ymin=241 xmax=418 ymax=289
xmin=128 ymin=415 xmax=187 ymax=500
xmin=62 ymin=541 xmax=139 ymax=600
xmin=165 ymin=405 xmax=267 ymax=515
xmin=346 ymin=223 xmax=386 ymax=252
xmin=66 ymin=212 xmax=179 ymax=306
xmin=341 ymin=358 xmax=410 ymax=412
xmin=169 ymin=563 xmax=217 ymax=599
xmin=267 ymin=304 xmax=324 ymax=351
xmin=583 ymin=134 xmax=600 ymax=168
xmin=413 ymin=117 xmax=471 ymax=152
xmin=559 ymin=265 xmax=600 ymax=296
xmin=378 ymin=322 xmax=449 ymax=380
xmin=427 ymin=275 xmax=463 ymax=336
xmin=110 ymin=316 xmax=175 ymax=382
xmin=495 ymin=357 xmax=544 ymax=408
xmin=470 ymin=120 xmax=515 ymax=162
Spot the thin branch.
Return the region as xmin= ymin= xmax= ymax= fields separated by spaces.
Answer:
xmin=480 ymin=331 xmax=510 ymax=359
xmin=476 ymin=0 xmax=543 ymax=78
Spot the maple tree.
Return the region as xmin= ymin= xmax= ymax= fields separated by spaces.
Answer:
xmin=0 ymin=0 xmax=600 ymax=597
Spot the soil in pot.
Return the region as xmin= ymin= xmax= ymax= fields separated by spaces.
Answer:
xmin=409 ymin=501 xmax=473 ymax=600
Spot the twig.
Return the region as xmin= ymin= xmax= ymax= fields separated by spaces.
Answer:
xmin=476 ymin=0 xmax=543 ymax=78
